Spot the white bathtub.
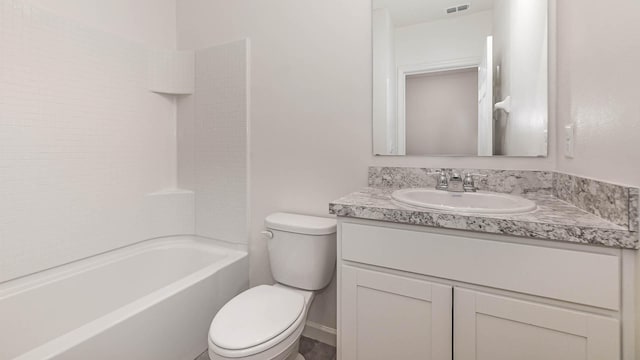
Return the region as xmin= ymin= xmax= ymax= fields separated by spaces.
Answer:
xmin=0 ymin=236 xmax=249 ymax=360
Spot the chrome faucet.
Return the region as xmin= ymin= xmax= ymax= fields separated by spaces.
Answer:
xmin=447 ymin=171 xmax=464 ymax=192
xmin=431 ymin=170 xmax=487 ymax=192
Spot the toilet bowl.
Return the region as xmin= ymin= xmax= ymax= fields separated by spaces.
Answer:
xmin=208 ymin=213 xmax=337 ymax=360
xmin=208 ymin=284 xmax=314 ymax=360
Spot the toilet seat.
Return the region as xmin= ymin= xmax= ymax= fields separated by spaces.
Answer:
xmin=209 ymin=285 xmax=308 ymax=358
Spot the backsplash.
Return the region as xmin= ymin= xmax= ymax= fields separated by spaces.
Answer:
xmin=368 ymin=167 xmax=639 ymax=232
xmin=630 ymin=188 xmax=639 ymax=232
xmin=553 ymin=172 xmax=636 ymax=230
xmin=368 ymin=167 xmax=554 ymax=195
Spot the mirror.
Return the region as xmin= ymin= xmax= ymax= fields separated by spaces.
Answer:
xmin=372 ymin=0 xmax=548 ymax=157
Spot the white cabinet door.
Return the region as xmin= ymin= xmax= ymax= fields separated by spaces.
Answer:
xmin=340 ymin=265 xmax=452 ymax=360
xmin=454 ymin=288 xmax=620 ymax=360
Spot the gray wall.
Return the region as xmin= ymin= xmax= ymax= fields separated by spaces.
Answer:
xmin=405 ymin=69 xmax=479 ymax=156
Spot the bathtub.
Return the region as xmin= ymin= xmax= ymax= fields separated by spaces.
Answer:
xmin=0 ymin=236 xmax=249 ymax=360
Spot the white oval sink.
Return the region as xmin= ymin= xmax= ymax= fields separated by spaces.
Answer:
xmin=391 ymin=188 xmax=537 ymax=215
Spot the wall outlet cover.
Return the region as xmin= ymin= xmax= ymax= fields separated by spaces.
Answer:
xmin=564 ymin=124 xmax=575 ymax=158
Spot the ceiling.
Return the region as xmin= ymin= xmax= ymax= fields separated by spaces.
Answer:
xmin=372 ymin=0 xmax=495 ymax=28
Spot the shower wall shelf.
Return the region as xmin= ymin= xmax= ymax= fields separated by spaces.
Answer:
xmin=147 ymin=50 xmax=195 ymax=95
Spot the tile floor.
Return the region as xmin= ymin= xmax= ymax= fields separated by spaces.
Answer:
xmin=196 ymin=336 xmax=336 ymax=360
xmin=298 ymin=337 xmax=337 ymax=360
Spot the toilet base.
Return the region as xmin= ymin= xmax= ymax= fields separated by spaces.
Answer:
xmin=293 ymin=354 xmax=305 ymax=360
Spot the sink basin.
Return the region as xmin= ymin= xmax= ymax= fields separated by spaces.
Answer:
xmin=391 ymin=188 xmax=537 ymax=215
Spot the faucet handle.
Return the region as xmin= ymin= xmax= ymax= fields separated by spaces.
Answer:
xmin=427 ymin=169 xmax=449 ymax=191
xmin=462 ymin=173 xmax=488 ymax=192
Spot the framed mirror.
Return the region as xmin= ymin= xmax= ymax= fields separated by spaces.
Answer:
xmin=372 ymin=0 xmax=549 ymax=157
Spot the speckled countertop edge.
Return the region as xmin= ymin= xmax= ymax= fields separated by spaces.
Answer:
xmin=329 ymin=187 xmax=639 ymax=249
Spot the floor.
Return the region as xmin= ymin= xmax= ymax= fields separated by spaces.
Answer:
xmin=196 ymin=337 xmax=336 ymax=360
xmin=298 ymin=337 xmax=337 ymax=360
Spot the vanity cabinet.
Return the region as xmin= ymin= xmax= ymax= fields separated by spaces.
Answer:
xmin=341 ymin=266 xmax=452 ymax=360
xmin=454 ymin=289 xmax=619 ymax=360
xmin=337 ymin=219 xmax=630 ymax=360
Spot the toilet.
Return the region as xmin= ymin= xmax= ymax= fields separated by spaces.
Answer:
xmin=208 ymin=213 xmax=337 ymax=360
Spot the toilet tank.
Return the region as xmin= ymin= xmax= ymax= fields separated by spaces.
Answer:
xmin=264 ymin=213 xmax=337 ymax=290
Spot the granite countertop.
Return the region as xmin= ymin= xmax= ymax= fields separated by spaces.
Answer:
xmin=329 ymin=187 xmax=639 ymax=249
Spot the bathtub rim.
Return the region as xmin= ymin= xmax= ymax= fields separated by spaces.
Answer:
xmin=0 ymin=235 xmax=246 ymax=298
xmin=1 ymin=235 xmax=248 ymax=360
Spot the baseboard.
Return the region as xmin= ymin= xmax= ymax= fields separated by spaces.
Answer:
xmin=302 ymin=321 xmax=337 ymax=347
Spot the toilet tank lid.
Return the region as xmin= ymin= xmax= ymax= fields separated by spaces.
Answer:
xmin=265 ymin=213 xmax=337 ymax=235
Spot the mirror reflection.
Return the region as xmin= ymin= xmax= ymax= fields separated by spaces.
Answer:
xmin=372 ymin=0 xmax=548 ymax=157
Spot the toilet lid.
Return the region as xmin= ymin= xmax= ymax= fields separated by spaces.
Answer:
xmin=210 ymin=285 xmax=305 ymax=351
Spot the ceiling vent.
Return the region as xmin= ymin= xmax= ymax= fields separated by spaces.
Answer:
xmin=446 ymin=4 xmax=471 ymax=15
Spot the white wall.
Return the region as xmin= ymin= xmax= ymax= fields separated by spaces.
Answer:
xmin=26 ymin=0 xmax=176 ymax=49
xmin=556 ymin=0 xmax=640 ymax=188
xmin=554 ymin=1 xmax=640 ymax=350
xmin=394 ymin=11 xmax=493 ymax=67
xmin=177 ymin=40 xmax=249 ymax=245
xmin=0 ymin=0 xmax=182 ymax=282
